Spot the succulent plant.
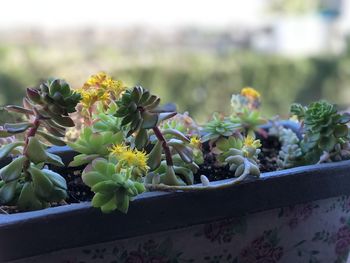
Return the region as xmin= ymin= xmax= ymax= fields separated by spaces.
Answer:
xmin=230 ymin=88 xmax=266 ymax=136
xmin=0 ymin=126 xmax=16 ymax=149
xmin=269 ymin=123 xmax=302 ymax=169
xmin=291 ymin=101 xmax=350 ymax=164
xmin=202 ymin=113 xmax=239 ymax=143
xmin=160 ymin=112 xmax=200 ymax=136
xmin=68 ymin=127 xmax=124 ymax=167
xmin=0 ymin=78 xmax=79 ymax=211
xmin=92 ymin=101 xmax=122 ymax=134
xmin=116 ymin=86 xmax=197 ymax=187
xmin=77 ymin=72 xmax=126 ymax=124
xmin=214 ymin=134 xmax=244 ymax=162
xmin=217 ymin=135 xmax=261 ymax=178
xmin=82 ymin=158 xmax=145 ymax=213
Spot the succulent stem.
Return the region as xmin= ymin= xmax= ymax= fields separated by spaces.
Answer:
xmin=152 ymin=126 xmax=173 ymax=166
xmin=145 ymin=158 xmax=251 ymax=192
xmin=23 ymin=116 xmax=41 ymax=180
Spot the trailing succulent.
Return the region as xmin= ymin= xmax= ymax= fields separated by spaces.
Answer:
xmin=0 ymin=79 xmax=80 ymax=210
xmin=291 ymin=101 xmax=350 ymax=164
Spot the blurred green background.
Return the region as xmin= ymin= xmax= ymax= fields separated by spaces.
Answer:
xmin=1 ymin=0 xmax=350 ymax=124
xmin=1 ymin=41 xmax=350 ymax=123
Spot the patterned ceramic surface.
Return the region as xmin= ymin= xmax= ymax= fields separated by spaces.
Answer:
xmin=12 ymin=195 xmax=350 ymax=263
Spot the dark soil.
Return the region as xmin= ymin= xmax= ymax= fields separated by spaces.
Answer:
xmin=258 ymin=135 xmax=281 ymax=173
xmin=55 ymin=166 xmax=94 ymax=203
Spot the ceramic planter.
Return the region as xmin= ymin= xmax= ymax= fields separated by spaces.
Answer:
xmin=1 ymin=143 xmax=350 ymax=262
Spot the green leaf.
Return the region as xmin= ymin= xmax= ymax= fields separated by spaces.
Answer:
xmin=334 ymin=125 xmax=348 ymax=138
xmin=37 ymin=131 xmax=66 ymax=146
xmin=0 ymin=156 xmax=26 ymax=182
xmin=52 ymin=115 xmax=75 ymax=127
xmin=144 ymin=97 xmax=160 ymax=110
xmin=42 ymin=169 xmax=67 ymax=190
xmin=82 ymin=171 xmax=109 ymax=187
xmin=29 ymin=166 xmax=54 ymax=199
xmin=158 ymin=112 xmax=177 ymax=122
xmin=5 ymin=105 xmax=34 ymax=115
xmin=0 ymin=141 xmax=25 ymax=159
xmin=319 ymin=136 xmax=337 ymax=152
xmin=147 ymin=140 xmax=162 ymax=170
xmin=100 ymin=195 xmax=117 ymax=213
xmin=130 ymin=87 xmax=141 ymax=103
xmin=134 ymin=182 xmax=146 ymax=193
xmin=69 ymin=154 xmax=100 ymax=167
xmin=116 ymin=193 xmax=129 ymax=214
xmin=46 ymin=152 xmax=64 ymax=167
xmin=168 ymin=139 xmax=193 ymax=163
xmin=141 ymin=111 xmax=158 ymax=129
xmin=91 ymin=180 xmax=118 ymax=193
xmin=162 ymin=128 xmax=190 ymax=143
xmin=91 ymin=192 xmax=114 ymax=207
xmin=4 ymin=122 xmax=33 ymax=134
xmin=135 ymin=129 xmax=148 ymax=150
xmin=26 ymin=137 xmax=48 ymax=164
xmin=17 ymin=182 xmax=43 ymax=211
xmin=0 ymin=180 xmax=18 ymax=204
xmin=50 ymin=186 xmax=67 ymax=202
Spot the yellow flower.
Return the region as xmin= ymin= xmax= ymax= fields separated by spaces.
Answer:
xmin=241 ymin=87 xmax=260 ymax=100
xmin=77 ymin=72 xmax=126 ymax=111
xmin=77 ymin=88 xmax=110 ymax=110
xmin=243 ymin=135 xmax=261 ymax=149
xmin=83 ymin=72 xmax=126 ymax=98
xmin=190 ymin=136 xmax=201 ymax=148
xmin=109 ymin=144 xmax=149 ymax=173
xmin=109 ymin=143 xmax=128 ymax=156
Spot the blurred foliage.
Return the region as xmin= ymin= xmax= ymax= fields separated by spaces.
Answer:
xmin=1 ymin=43 xmax=350 ymax=124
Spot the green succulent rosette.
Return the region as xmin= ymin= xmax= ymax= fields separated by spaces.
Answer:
xmin=82 ymin=158 xmax=145 ymax=213
xmin=291 ymin=100 xmax=350 ymax=163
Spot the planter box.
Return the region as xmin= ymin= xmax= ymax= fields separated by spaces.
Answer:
xmin=1 ymin=148 xmax=350 ymax=262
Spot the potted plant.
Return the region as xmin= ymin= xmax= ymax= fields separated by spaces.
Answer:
xmin=1 ymin=73 xmax=350 ymax=263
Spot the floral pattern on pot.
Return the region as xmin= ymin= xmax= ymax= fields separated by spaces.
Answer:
xmin=12 ymin=195 xmax=350 ymax=263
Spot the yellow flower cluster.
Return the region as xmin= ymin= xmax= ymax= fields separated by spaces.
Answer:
xmin=109 ymin=144 xmax=149 ymax=173
xmin=241 ymin=87 xmax=260 ymax=100
xmin=78 ymin=72 xmax=126 ymax=110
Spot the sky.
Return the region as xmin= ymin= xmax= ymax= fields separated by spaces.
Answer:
xmin=0 ymin=0 xmax=264 ymax=29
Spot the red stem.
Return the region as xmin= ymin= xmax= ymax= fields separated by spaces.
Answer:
xmin=152 ymin=126 xmax=173 ymax=166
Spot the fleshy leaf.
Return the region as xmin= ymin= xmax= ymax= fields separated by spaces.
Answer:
xmin=26 ymin=137 xmax=48 ymax=164
xmin=17 ymin=182 xmax=43 ymax=210
xmin=29 ymin=166 xmax=54 ymax=199
xmin=4 ymin=122 xmax=33 ymax=134
xmin=46 ymin=152 xmax=64 ymax=167
xmin=0 ymin=141 xmax=25 ymax=159
xmin=5 ymin=105 xmax=34 ymax=115
xmin=37 ymin=131 xmax=66 ymax=146
xmin=0 ymin=156 xmax=26 ymax=182
xmin=42 ymin=169 xmax=67 ymax=190
xmin=0 ymin=180 xmax=18 ymax=204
